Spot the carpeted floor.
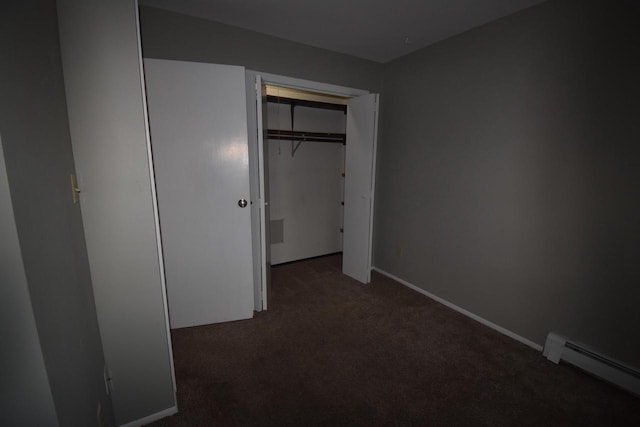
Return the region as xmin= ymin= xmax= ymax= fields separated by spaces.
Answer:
xmin=150 ymin=254 xmax=639 ymax=426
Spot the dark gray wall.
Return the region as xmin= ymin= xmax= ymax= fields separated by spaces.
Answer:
xmin=376 ymin=0 xmax=640 ymax=367
xmin=139 ymin=6 xmax=383 ymax=93
xmin=1 ymin=138 xmax=58 ymax=427
xmin=0 ymin=1 xmax=113 ymax=425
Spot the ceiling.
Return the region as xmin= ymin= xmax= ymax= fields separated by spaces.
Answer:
xmin=139 ymin=0 xmax=547 ymax=63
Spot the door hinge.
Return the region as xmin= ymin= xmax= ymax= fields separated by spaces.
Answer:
xmin=103 ymin=365 xmax=114 ymax=395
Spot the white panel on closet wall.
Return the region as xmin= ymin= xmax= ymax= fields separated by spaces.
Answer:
xmin=268 ymin=103 xmax=346 ymax=265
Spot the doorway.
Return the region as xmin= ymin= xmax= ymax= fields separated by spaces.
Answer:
xmin=265 ymin=85 xmax=348 ymax=266
xmin=248 ymin=71 xmax=379 ymax=312
xmin=143 ymin=60 xmax=378 ymax=327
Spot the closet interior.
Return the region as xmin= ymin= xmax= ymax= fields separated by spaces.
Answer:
xmin=266 ymin=85 xmax=348 ymax=265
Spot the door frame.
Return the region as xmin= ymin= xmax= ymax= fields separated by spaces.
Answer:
xmin=246 ymin=70 xmax=376 ymax=311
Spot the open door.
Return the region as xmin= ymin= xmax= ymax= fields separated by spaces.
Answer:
xmin=144 ymin=59 xmax=254 ymax=328
xmin=343 ymin=93 xmax=379 ymax=284
xmin=256 ymin=75 xmax=271 ymax=310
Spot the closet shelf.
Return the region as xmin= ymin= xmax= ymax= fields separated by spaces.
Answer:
xmin=266 ymin=95 xmax=347 ymax=113
xmin=267 ymin=129 xmax=346 ymax=145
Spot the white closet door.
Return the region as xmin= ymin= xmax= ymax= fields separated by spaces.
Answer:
xmin=343 ymin=93 xmax=379 ymax=284
xmin=144 ymin=59 xmax=254 ymax=328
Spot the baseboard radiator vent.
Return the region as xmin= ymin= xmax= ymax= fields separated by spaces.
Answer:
xmin=543 ymin=332 xmax=640 ymax=397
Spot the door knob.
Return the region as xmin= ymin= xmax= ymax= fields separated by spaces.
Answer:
xmin=238 ymin=198 xmax=248 ymax=208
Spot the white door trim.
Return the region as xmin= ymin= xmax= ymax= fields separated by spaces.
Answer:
xmin=255 ymin=75 xmax=268 ymax=310
xmin=135 ymin=1 xmax=177 ymax=396
xmin=368 ymin=95 xmax=379 ymax=282
xmin=250 ymin=71 xmax=375 ymax=308
xmin=256 ymin=72 xmax=369 ymax=98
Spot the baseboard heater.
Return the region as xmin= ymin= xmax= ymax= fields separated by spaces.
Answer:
xmin=543 ymin=332 xmax=640 ymax=397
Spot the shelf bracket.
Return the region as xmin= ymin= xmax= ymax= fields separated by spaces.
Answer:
xmin=291 ymin=140 xmax=303 ymax=157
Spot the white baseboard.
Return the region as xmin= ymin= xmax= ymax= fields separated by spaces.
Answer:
xmin=119 ymin=406 xmax=178 ymax=427
xmin=372 ymin=267 xmax=543 ymax=352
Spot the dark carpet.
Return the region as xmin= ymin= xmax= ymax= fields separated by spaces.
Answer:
xmin=150 ymin=254 xmax=639 ymax=426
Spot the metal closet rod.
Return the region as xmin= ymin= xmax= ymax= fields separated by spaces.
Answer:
xmin=267 ymin=129 xmax=346 ymax=144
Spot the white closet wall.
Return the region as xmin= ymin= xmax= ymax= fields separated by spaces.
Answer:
xmin=268 ymin=104 xmax=345 ymax=265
